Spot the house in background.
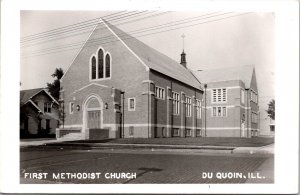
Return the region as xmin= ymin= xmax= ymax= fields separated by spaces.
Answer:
xmin=192 ymin=65 xmax=259 ymax=137
xmin=20 ymin=88 xmax=60 ymax=138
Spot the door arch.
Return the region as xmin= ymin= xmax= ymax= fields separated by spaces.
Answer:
xmin=82 ymin=94 xmax=103 ymax=132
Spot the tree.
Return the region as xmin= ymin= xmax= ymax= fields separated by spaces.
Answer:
xmin=47 ymin=68 xmax=64 ymax=100
xmin=266 ymin=99 xmax=275 ymax=120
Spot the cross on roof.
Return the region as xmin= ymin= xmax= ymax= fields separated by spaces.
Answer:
xmin=181 ymin=34 xmax=185 ymax=51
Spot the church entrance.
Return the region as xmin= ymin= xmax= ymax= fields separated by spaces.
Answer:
xmin=87 ymin=110 xmax=101 ymax=129
xmin=83 ymin=95 xmax=103 ymax=132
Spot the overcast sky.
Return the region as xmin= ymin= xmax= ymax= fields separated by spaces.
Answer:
xmin=20 ymin=11 xmax=275 ymax=110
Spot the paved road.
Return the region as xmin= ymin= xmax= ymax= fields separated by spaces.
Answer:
xmin=20 ymin=148 xmax=274 ymax=184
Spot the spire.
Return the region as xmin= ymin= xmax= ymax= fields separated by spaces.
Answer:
xmin=180 ymin=34 xmax=187 ymax=68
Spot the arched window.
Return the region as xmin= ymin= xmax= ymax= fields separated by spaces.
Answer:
xmin=91 ymin=56 xmax=96 ymax=80
xmin=105 ymin=53 xmax=111 ymax=78
xmin=98 ymin=49 xmax=104 ymax=79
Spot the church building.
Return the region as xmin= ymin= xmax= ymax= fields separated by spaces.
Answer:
xmin=56 ymin=19 xmax=259 ymax=140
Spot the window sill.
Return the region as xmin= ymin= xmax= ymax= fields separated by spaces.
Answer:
xmin=90 ymin=77 xmax=111 ymax=82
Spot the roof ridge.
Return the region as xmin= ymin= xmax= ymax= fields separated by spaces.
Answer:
xmin=103 ymin=19 xmax=188 ymax=72
xmin=103 ymin=20 xmax=201 ymax=89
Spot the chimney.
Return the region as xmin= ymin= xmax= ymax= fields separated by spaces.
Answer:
xmin=180 ymin=51 xmax=187 ymax=68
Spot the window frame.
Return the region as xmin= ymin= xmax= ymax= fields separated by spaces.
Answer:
xmin=212 ymin=88 xmax=227 ymax=103
xmin=44 ymin=102 xmax=52 ymax=113
xmin=196 ymin=99 xmax=202 ymax=119
xmin=172 ymin=128 xmax=180 ymax=137
xmin=185 ymin=96 xmax=192 ymax=117
xmin=90 ymin=47 xmax=112 ymax=81
xmin=69 ymin=102 xmax=74 ymax=114
xmin=185 ymin=129 xmax=192 ymax=137
xmin=128 ymin=98 xmax=136 ymax=111
xmin=129 ymin=126 xmax=134 ymax=136
xmin=90 ymin=55 xmax=97 ymax=80
xmin=196 ymin=129 xmax=202 ymax=137
xmin=98 ymin=48 xmax=104 ymax=79
xmin=105 ymin=52 xmax=111 ymax=78
xmin=172 ymin=92 xmax=180 ymax=115
xmin=155 ymin=86 xmax=165 ymax=100
xmin=212 ymin=106 xmax=227 ymax=117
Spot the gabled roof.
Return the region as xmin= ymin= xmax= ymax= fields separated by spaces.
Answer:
xmin=24 ymin=100 xmax=43 ymax=113
xmin=20 ymin=88 xmax=44 ymax=104
xmin=192 ymin=65 xmax=254 ymax=89
xmin=102 ymin=19 xmax=202 ymax=90
xmin=20 ymin=88 xmax=59 ymax=105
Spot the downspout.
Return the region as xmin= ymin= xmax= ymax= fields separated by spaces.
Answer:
xmin=171 ymin=81 xmax=173 ymax=137
xmin=184 ymin=93 xmax=186 ymax=137
xmin=122 ymin=91 xmax=125 ymax=138
xmin=247 ymin=90 xmax=249 ymax=138
xmin=195 ymin=89 xmax=197 ymax=133
xmin=148 ymin=82 xmax=150 ymax=138
xmin=204 ymin=84 xmax=207 ymax=137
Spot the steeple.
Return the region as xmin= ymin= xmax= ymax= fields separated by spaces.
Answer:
xmin=180 ymin=34 xmax=187 ymax=68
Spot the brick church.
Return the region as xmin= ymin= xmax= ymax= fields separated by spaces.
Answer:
xmin=57 ymin=19 xmax=259 ymax=140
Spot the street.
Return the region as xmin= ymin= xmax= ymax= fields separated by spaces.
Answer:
xmin=20 ymin=147 xmax=274 ymax=184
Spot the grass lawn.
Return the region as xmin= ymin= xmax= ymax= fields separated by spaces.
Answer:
xmin=78 ymin=137 xmax=274 ymax=147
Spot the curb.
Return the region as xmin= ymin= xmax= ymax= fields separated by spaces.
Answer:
xmin=20 ymin=142 xmax=274 ymax=155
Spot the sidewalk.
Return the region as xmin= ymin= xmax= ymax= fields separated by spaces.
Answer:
xmin=20 ymin=139 xmax=274 ymax=154
xmin=232 ymin=144 xmax=274 ymax=154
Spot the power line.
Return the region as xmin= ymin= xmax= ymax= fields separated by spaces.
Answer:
xmin=21 ymin=11 xmax=152 ymax=43
xmin=22 ymin=12 xmax=222 ymax=55
xmin=22 ymin=12 xmax=252 ymax=58
xmin=21 ymin=10 xmax=128 ymax=41
xmin=21 ymin=11 xmax=171 ymax=48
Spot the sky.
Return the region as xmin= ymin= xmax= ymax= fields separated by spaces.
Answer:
xmin=20 ymin=11 xmax=275 ymax=115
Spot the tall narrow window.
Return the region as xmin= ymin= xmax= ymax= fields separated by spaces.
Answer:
xmin=105 ymin=54 xmax=111 ymax=78
xmin=185 ymin=96 xmax=191 ymax=117
xmin=196 ymin=99 xmax=201 ymax=119
xmin=222 ymin=107 xmax=226 ymax=117
xmin=91 ymin=56 xmax=96 ymax=80
xmin=70 ymin=102 xmax=74 ymax=114
xmin=172 ymin=92 xmax=180 ymax=115
xmin=128 ymin=98 xmax=135 ymax=111
xmin=98 ymin=49 xmax=104 ymax=79
xmin=217 ymin=107 xmax=221 ymax=116
xmin=155 ymin=86 xmax=165 ymax=100
xmin=213 ymin=107 xmax=216 ymax=117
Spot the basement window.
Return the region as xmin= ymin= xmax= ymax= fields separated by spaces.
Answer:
xmin=172 ymin=128 xmax=180 ymax=137
xmin=129 ymin=126 xmax=134 ymax=136
xmin=185 ymin=129 xmax=192 ymax=137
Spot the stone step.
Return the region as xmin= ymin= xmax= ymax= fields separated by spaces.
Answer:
xmin=58 ymin=132 xmax=85 ymax=141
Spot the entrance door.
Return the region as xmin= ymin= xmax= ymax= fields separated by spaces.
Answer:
xmin=87 ymin=110 xmax=101 ymax=129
